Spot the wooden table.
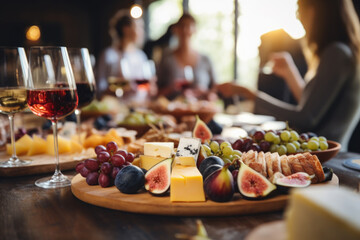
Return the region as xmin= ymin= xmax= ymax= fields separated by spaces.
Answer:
xmin=1 ymin=152 xmax=359 ymax=240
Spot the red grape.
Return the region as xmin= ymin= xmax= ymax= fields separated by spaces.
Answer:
xmin=250 ymin=143 xmax=261 ymax=152
xmin=115 ymin=150 xmax=128 ymax=159
xmin=125 ymin=152 xmax=135 ymax=163
xmin=111 ymin=166 xmax=121 ymax=179
xmin=111 ymin=154 xmax=126 ymax=167
xmin=98 ymin=151 xmax=110 ymax=163
xmin=86 ymin=172 xmax=99 ymax=185
xmin=300 ymin=133 xmax=309 ymax=142
xmin=259 ymin=141 xmax=271 ymax=152
xmin=123 ymin=161 xmax=131 ymax=166
xmin=232 ymin=139 xmax=244 ymax=151
xmin=95 ymin=145 xmax=107 ymax=155
xmin=253 ymin=130 xmax=265 ymax=141
xmin=80 ymin=167 xmax=90 ymax=177
xmin=75 ymin=162 xmax=85 ymax=173
xmin=106 ymin=141 xmax=118 ymax=155
xmin=98 ymin=173 xmax=111 ymax=188
xmin=84 ymin=159 xmax=99 ymax=172
xmin=100 ymin=162 xmax=113 ymax=175
xmin=243 ymin=138 xmax=253 ymax=151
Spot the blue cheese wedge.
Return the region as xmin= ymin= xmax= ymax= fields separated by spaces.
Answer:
xmin=175 ymin=138 xmax=201 ymax=163
xmin=144 ymin=142 xmax=174 ymax=158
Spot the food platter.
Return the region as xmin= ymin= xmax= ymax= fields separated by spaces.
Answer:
xmin=0 ymin=149 xmax=95 ymax=177
xmin=71 ymin=173 xmax=338 ymax=216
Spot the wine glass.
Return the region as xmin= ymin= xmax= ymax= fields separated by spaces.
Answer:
xmin=175 ymin=65 xmax=194 ymax=91
xmin=26 ymin=46 xmax=78 ymax=188
xmin=0 ymin=47 xmax=31 ymax=168
xmin=107 ymin=57 xmax=130 ymax=98
xmin=68 ymin=48 xmax=96 ymax=143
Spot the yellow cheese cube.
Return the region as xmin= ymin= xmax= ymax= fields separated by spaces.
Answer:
xmin=176 ymin=156 xmax=196 ymax=166
xmin=6 ymin=134 xmax=33 ymax=156
xmin=70 ymin=132 xmax=87 ymax=144
xmin=140 ymin=155 xmax=167 ymax=170
xmin=144 ymin=142 xmax=174 ymax=158
xmin=103 ymin=128 xmax=124 ymax=147
xmin=70 ymin=140 xmax=83 ymax=153
xmin=170 ymin=165 xmax=205 ymax=202
xmin=46 ymin=135 xmax=71 ymax=156
xmin=83 ymin=134 xmax=104 ymax=149
xmin=27 ymin=135 xmax=47 ymax=156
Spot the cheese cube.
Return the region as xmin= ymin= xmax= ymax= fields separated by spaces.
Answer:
xmin=144 ymin=142 xmax=174 ymax=158
xmin=140 ymin=155 xmax=167 ymax=170
xmin=286 ymin=186 xmax=360 ymax=240
xmin=170 ymin=164 xmax=205 ymax=202
xmin=177 ymin=156 xmax=196 ymax=166
xmin=175 ymin=138 xmax=201 ymax=161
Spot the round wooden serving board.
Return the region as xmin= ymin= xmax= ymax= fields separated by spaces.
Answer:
xmin=71 ymin=174 xmax=338 ymax=216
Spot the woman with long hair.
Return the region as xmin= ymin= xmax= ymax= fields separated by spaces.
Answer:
xmin=217 ymin=0 xmax=360 ymax=150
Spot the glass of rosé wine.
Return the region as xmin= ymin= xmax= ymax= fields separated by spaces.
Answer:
xmin=0 ymin=47 xmax=31 ymax=168
xmin=68 ymin=48 xmax=96 ymax=144
xmin=26 ymin=46 xmax=78 ymax=188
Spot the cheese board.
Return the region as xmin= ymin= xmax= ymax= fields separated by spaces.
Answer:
xmin=0 ymin=149 xmax=95 ymax=177
xmin=71 ymin=173 xmax=338 ymax=216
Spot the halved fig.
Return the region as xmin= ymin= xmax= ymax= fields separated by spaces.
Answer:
xmin=237 ymin=161 xmax=276 ymax=199
xmin=144 ymin=158 xmax=172 ymax=195
xmin=193 ymin=115 xmax=212 ymax=144
xmin=274 ymin=172 xmax=312 ymax=193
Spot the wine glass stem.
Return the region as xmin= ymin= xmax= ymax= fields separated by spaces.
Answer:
xmin=52 ymin=121 xmax=61 ymax=176
xmin=75 ymin=108 xmax=81 ymax=144
xmin=8 ymin=114 xmax=18 ymax=162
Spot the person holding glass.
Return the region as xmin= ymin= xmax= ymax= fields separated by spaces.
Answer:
xmin=96 ymin=9 xmax=155 ymax=100
xmin=157 ymin=13 xmax=217 ymax=100
xmin=217 ymin=0 xmax=360 ymax=150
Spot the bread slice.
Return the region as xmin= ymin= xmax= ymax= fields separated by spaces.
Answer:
xmin=280 ymin=155 xmax=292 ymax=176
xmin=271 ymin=152 xmax=282 ymax=174
xmin=288 ymin=154 xmax=305 ymax=173
xmin=303 ymin=152 xmax=325 ymax=183
xmin=256 ymin=151 xmax=267 ymax=177
xmin=265 ymin=152 xmax=274 ymax=178
xmin=297 ymin=153 xmax=317 ymax=183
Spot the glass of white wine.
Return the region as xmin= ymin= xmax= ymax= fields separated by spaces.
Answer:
xmin=0 ymin=47 xmax=31 ymax=167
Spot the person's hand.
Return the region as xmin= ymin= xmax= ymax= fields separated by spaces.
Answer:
xmin=216 ymin=82 xmax=237 ymax=98
xmin=270 ymin=52 xmax=297 ymax=80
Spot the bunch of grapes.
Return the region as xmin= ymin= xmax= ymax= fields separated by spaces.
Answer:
xmin=231 ymin=129 xmax=329 ymax=156
xmin=75 ymin=141 xmax=135 ymax=188
xmin=202 ymin=141 xmax=242 ymax=164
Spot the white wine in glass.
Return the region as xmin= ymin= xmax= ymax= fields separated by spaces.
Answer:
xmin=0 ymin=47 xmax=31 ymax=168
xmin=26 ymin=46 xmax=78 ymax=188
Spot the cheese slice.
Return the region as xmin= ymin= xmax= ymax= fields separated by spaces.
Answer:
xmin=140 ymin=155 xmax=167 ymax=170
xmin=286 ymin=186 xmax=360 ymax=240
xmin=144 ymin=142 xmax=174 ymax=158
xmin=175 ymin=138 xmax=201 ymax=162
xmin=170 ymin=164 xmax=205 ymax=202
xmin=177 ymin=156 xmax=196 ymax=166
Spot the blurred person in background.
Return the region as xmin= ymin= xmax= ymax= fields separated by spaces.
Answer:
xmin=217 ymin=0 xmax=360 ymax=150
xmin=96 ymin=10 xmax=152 ymax=99
xmin=157 ymin=13 xmax=217 ymax=100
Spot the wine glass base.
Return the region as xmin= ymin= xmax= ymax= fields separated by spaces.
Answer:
xmin=35 ymin=174 xmax=71 ymax=189
xmin=0 ymin=159 xmax=31 ymax=168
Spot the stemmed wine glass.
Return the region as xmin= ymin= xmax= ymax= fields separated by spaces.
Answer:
xmin=68 ymin=48 xmax=96 ymax=143
xmin=0 ymin=47 xmax=31 ymax=168
xmin=26 ymin=46 xmax=78 ymax=188
xmin=175 ymin=65 xmax=194 ymax=91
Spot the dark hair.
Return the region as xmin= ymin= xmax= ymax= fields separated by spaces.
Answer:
xmin=177 ymin=13 xmax=196 ymax=25
xmin=115 ymin=14 xmax=133 ymax=39
xmin=298 ymin=0 xmax=360 ymax=60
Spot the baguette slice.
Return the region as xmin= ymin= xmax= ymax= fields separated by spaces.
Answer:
xmin=280 ymin=155 xmax=292 ymax=176
xmin=265 ymin=152 xmax=274 ymax=178
xmin=271 ymin=152 xmax=282 ymax=174
xmin=296 ymin=153 xmax=317 ymax=183
xmin=288 ymin=154 xmax=305 ymax=174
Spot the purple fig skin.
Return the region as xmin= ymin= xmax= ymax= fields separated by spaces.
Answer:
xmin=204 ymin=165 xmax=235 ymax=202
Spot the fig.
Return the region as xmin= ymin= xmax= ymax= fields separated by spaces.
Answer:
xmin=237 ymin=161 xmax=276 ymax=198
xmin=115 ymin=165 xmax=145 ymax=194
xmin=145 ymin=158 xmax=172 ymax=195
xmin=204 ymin=164 xmax=235 ymax=202
xmin=274 ymin=172 xmax=312 ymax=193
xmin=196 ymin=145 xmax=208 ymax=168
xmin=193 ymin=115 xmax=212 ymax=144
xmin=199 ymin=156 xmax=224 ymax=175
xmin=202 ymin=164 xmax=223 ymax=180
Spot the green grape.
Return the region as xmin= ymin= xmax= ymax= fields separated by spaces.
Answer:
xmin=232 ymin=150 xmax=242 ymax=158
xmin=319 ymin=136 xmax=327 ymax=142
xmin=280 ymin=130 xmax=291 ymax=141
xmin=290 ymin=130 xmax=299 ymax=141
xmin=222 ymin=158 xmax=232 ymax=164
xmin=270 ymin=144 xmax=278 ymax=153
xmin=277 ymin=145 xmax=287 ymax=155
xmin=210 ymin=141 xmax=220 ymax=153
xmin=286 ymin=143 xmax=297 ymax=154
xmin=308 ymin=140 xmax=319 ymax=151
xmin=265 ymin=132 xmax=276 ymax=142
xmin=296 ymin=148 xmax=304 ymax=153
xmin=319 ymin=141 xmax=329 ymax=150
xmin=293 ymin=141 xmax=301 ymax=150
xmin=222 ymin=145 xmax=233 ymax=157
xmin=273 ymin=135 xmax=281 ymax=144
xmin=202 ymin=145 xmax=212 ymax=156
xmin=220 ymin=141 xmax=231 ymax=150
xmin=301 ymin=142 xmax=308 ymax=149
xmin=310 ymin=136 xmax=319 ymax=142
